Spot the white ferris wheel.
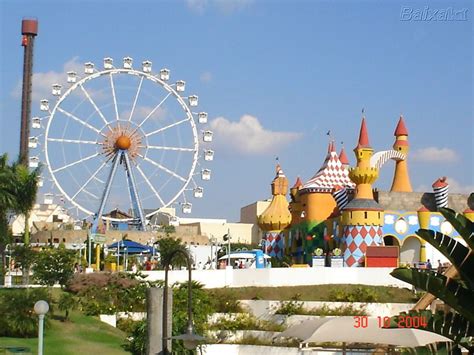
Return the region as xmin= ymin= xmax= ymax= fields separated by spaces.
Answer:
xmin=29 ymin=56 xmax=214 ymax=230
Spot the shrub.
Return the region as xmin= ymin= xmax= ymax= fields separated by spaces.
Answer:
xmin=274 ymin=295 xmax=304 ymax=316
xmin=209 ymin=313 xmax=284 ymax=332
xmin=58 ymin=292 xmax=77 ymax=321
xmin=0 ymin=288 xmax=51 ymax=337
xmin=329 ymin=286 xmax=379 ymax=303
xmin=207 ymin=288 xmax=243 ymax=313
xmin=308 ymin=304 xmax=367 ymax=316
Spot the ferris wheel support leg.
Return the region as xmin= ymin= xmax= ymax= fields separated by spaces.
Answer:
xmin=92 ymin=152 xmax=121 ymax=233
xmin=123 ymin=151 xmax=147 ymax=231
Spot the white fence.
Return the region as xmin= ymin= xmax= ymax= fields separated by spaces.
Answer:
xmin=140 ymin=267 xmax=410 ymax=289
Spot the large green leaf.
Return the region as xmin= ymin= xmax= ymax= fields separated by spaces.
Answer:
xmin=439 ymin=208 xmax=474 ymax=250
xmin=416 ymin=229 xmax=474 ymax=289
xmin=390 ymin=268 xmax=474 ymax=322
xmin=388 ymin=310 xmax=474 ymax=351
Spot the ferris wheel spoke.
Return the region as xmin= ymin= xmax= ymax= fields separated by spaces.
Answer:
xmin=144 ymin=145 xmax=194 ymax=152
xmin=129 ymin=76 xmax=144 ymax=122
xmin=136 ymin=164 xmax=165 ymax=206
xmin=57 ymin=107 xmax=106 ymax=136
xmin=134 ymin=92 xmax=172 ymax=131
xmin=140 ymin=155 xmax=187 ymax=182
xmin=47 ymin=137 xmax=102 ymax=145
xmin=71 ymin=160 xmax=108 ymax=200
xmin=83 ymin=189 xmax=99 ymax=199
xmin=52 ymin=152 xmax=100 ymax=173
xmin=145 ymin=118 xmax=189 ymax=138
xmin=109 ymin=73 xmax=120 ymax=121
xmin=79 ymin=84 xmax=111 ymax=128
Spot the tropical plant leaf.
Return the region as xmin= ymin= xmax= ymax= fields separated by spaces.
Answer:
xmin=416 ymin=229 xmax=474 ymax=289
xmin=390 ymin=268 xmax=474 ymax=322
xmin=388 ymin=310 xmax=474 ymax=351
xmin=439 ymin=207 xmax=474 ymax=251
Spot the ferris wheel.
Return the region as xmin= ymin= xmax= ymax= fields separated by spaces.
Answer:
xmin=30 ymin=56 xmax=214 ymax=230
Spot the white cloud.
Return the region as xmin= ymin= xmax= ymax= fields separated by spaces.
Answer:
xmin=11 ymin=57 xmax=83 ymax=102
xmin=186 ymin=0 xmax=253 ymax=14
xmin=416 ymin=177 xmax=473 ymax=195
xmin=200 ymin=71 xmax=212 ymax=83
xmin=411 ymin=147 xmax=459 ymax=163
xmin=209 ymin=114 xmax=302 ymax=155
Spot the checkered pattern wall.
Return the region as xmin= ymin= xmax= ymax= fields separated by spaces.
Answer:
xmin=265 ymin=231 xmax=284 ymax=259
xmin=343 ymin=225 xmax=383 ymax=267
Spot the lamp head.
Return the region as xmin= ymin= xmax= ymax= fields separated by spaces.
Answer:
xmin=34 ymin=300 xmax=49 ymax=315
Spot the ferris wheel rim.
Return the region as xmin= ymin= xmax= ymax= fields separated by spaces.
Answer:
xmin=43 ymin=66 xmax=201 ymax=218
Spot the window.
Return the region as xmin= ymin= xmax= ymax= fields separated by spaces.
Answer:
xmin=364 ymin=212 xmax=368 ymax=219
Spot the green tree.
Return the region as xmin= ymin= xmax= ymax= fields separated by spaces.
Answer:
xmin=58 ymin=292 xmax=77 ymax=321
xmin=11 ymin=244 xmax=37 ymax=285
xmin=0 ymin=154 xmax=16 ymax=277
xmin=33 ymin=246 xmax=76 ymax=287
xmin=13 ymin=163 xmax=41 ymax=245
xmin=390 ymin=207 xmax=474 ymax=353
xmin=157 ymin=237 xmax=189 ymax=269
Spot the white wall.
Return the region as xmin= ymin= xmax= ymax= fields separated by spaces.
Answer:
xmin=140 ymin=267 xmax=410 ymax=289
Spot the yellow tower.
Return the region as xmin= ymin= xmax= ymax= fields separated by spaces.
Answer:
xmin=258 ymin=164 xmax=292 ymax=258
xmin=390 ymin=116 xmax=413 ymax=192
xmin=342 ymin=117 xmax=384 ymax=267
xmin=348 ymin=117 xmax=379 ymax=200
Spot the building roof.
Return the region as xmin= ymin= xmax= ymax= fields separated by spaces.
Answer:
xmin=302 ymin=143 xmax=355 ymax=192
xmin=343 ymin=198 xmax=383 ymax=211
xmin=338 ymin=147 xmax=349 ymax=165
xmin=394 ymin=116 xmax=408 ymax=136
xmin=432 ymin=176 xmax=448 ymax=189
xmin=356 ymin=117 xmax=371 ymax=149
xmin=292 ymin=176 xmax=303 ymax=189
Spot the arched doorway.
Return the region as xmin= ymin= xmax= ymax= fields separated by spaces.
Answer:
xmin=400 ymin=236 xmax=421 ymax=264
xmin=383 ymin=235 xmax=400 ymax=247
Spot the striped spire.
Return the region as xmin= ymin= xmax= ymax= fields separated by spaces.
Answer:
xmin=332 ymin=185 xmax=349 ymax=211
xmin=432 ymin=177 xmax=449 ymax=208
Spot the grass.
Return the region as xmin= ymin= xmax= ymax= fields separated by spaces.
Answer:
xmin=0 ymin=310 xmax=128 ymax=355
xmin=208 ymin=284 xmax=417 ymax=303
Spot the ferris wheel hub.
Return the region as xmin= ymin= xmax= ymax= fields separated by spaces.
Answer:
xmin=115 ymin=135 xmax=131 ymax=150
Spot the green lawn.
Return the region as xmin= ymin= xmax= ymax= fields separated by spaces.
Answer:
xmin=0 ymin=311 xmax=128 ymax=355
xmin=208 ymin=284 xmax=418 ymax=303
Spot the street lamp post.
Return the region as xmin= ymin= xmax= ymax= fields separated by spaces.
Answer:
xmin=162 ymin=249 xmax=204 ymax=354
xmin=34 ymin=300 xmax=49 ymax=355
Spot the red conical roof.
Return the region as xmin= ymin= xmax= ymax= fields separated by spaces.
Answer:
xmin=356 ymin=117 xmax=370 ymax=148
xmin=292 ymin=176 xmax=303 ymax=189
xmin=417 ymin=205 xmax=429 ymax=212
xmin=394 ymin=116 xmax=408 ymax=136
xmin=432 ymin=176 xmax=448 ymax=188
xmin=339 ymin=147 xmax=349 ymax=165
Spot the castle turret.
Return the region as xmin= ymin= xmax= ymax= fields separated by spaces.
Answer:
xmin=390 ymin=116 xmax=413 ymax=192
xmin=339 ymin=147 xmax=349 ymax=169
xmin=349 ymin=117 xmax=379 ymax=200
xmin=432 ymin=177 xmax=449 ymax=209
xmin=258 ymin=164 xmax=292 ymax=258
xmin=342 ymin=117 xmax=384 ymax=267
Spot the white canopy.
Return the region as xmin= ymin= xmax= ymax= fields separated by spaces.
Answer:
xmin=276 ymin=316 xmax=452 ymax=348
xmin=218 ymin=252 xmax=271 ymax=260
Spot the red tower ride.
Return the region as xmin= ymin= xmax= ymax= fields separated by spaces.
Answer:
xmin=19 ymin=18 xmax=38 ymax=166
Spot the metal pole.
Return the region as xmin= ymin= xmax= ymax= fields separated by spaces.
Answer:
xmin=38 ymin=314 xmax=44 ymax=355
xmin=163 ymin=249 xmax=193 ymax=355
xmin=227 ymin=228 xmax=231 ymax=268
xmin=88 ymin=234 xmax=92 ymax=268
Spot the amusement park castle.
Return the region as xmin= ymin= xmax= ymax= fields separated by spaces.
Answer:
xmin=255 ymin=116 xmax=473 ymax=267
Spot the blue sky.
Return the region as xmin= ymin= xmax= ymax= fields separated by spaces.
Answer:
xmin=0 ymin=0 xmax=472 ymax=222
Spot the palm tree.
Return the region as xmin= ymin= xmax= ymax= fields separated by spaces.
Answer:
xmin=390 ymin=207 xmax=474 ymax=353
xmin=0 ymin=154 xmax=16 ymax=277
xmin=12 ymin=162 xmax=40 ymax=245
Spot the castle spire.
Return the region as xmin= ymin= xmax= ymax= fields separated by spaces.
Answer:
xmin=390 ymin=115 xmax=412 ymax=192
xmin=356 ymin=117 xmax=371 ymax=149
xmin=339 ymin=146 xmax=349 ymax=167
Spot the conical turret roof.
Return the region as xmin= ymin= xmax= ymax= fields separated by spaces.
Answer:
xmin=394 ymin=115 xmax=408 ymax=136
xmin=339 ymin=147 xmax=349 ymax=165
xmin=356 ymin=117 xmax=371 ymax=149
xmin=302 ymin=142 xmax=355 ymax=192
